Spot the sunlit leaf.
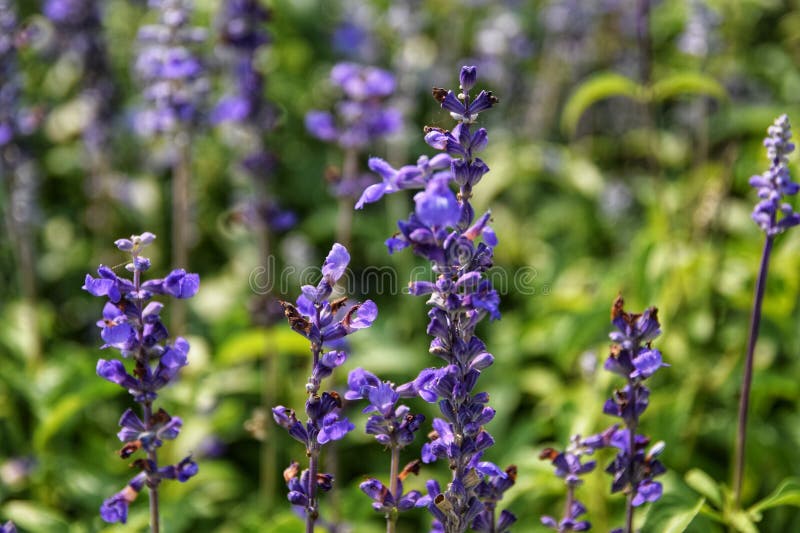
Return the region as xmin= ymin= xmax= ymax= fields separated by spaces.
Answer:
xmin=561 ymin=72 xmax=643 ymax=135
xmin=685 ymin=469 xmax=723 ymax=508
xmin=650 ymin=73 xmax=727 ymax=103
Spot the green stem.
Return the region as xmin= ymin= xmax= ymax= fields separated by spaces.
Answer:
xmin=733 ymin=235 xmax=774 ymax=506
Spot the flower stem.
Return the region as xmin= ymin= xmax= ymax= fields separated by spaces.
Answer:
xmin=625 ymin=383 xmax=639 ymax=533
xmin=386 ymin=445 xmax=400 ymax=533
xmin=171 ymin=131 xmax=191 ymax=335
xmin=306 ymin=446 xmax=318 ymax=533
xmin=733 ymin=235 xmax=774 ymax=506
xmin=143 ymin=402 xmax=160 ymax=533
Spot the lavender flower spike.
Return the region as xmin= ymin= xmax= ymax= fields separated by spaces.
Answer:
xmin=359 ymin=66 xmax=510 ymax=533
xmin=272 ymin=243 xmax=376 ymax=533
xmin=346 ymin=368 xmax=425 ymax=532
xmin=84 ymin=233 xmax=199 ymax=530
xmin=540 ymin=436 xmax=596 ymax=532
xmin=584 ymin=297 xmax=667 ymax=533
xmin=734 ymin=115 xmax=799 ymax=506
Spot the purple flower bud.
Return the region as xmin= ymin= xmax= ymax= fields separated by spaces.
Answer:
xmin=459 ymin=66 xmax=477 ymax=91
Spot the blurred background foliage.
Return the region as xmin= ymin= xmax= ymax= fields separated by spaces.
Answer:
xmin=2 ymin=0 xmax=800 ymax=531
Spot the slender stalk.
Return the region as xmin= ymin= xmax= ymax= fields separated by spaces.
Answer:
xmin=624 ymin=382 xmax=639 ymax=533
xmin=142 ymin=401 xmax=161 ymax=533
xmin=171 ymin=131 xmax=191 ymax=335
xmin=386 ymin=445 xmax=400 ymax=533
xmin=335 ymin=148 xmax=358 ymax=248
xmin=733 ymin=235 xmax=774 ymax=505
xmin=306 ymin=339 xmax=322 ymax=533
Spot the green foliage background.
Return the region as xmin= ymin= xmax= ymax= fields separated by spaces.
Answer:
xmin=3 ymin=0 xmax=800 ymax=531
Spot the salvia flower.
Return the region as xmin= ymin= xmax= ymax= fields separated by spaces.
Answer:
xmin=584 ymin=296 xmax=667 ymax=532
xmin=358 ymin=66 xmax=510 ymax=533
xmin=539 ymin=436 xmax=596 ymax=532
xmin=346 ymin=368 xmax=426 ymax=528
xmin=84 ymin=233 xmax=199 ymax=524
xmin=749 ymin=114 xmax=800 ymax=235
xmin=305 ymin=62 xmax=401 ymax=150
xmin=272 ymin=243 xmax=375 ymax=530
xmin=0 ymin=521 xmax=16 ymax=533
xmin=135 ymin=0 xmax=207 ymax=137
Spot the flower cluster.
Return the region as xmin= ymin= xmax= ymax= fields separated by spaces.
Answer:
xmin=135 ymin=0 xmax=207 ymax=137
xmin=749 ymin=114 xmax=800 ymax=235
xmin=540 ymin=436 xmax=596 ymax=532
xmin=585 ymin=297 xmax=667 ymax=530
xmin=346 ymin=369 xmax=426 ymax=521
xmin=359 ymin=65 xmax=510 ymax=533
xmin=43 ymin=0 xmax=114 ymax=158
xmin=272 ymin=243 xmax=377 ymax=528
xmin=305 ymin=62 xmax=401 ymax=150
xmin=83 ymin=232 xmax=200 ymax=524
xmin=213 ymin=0 xmax=294 ymax=233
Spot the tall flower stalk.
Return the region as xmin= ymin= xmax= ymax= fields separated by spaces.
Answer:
xmin=357 ymin=65 xmax=514 ymax=533
xmin=346 ymin=368 xmax=425 ymax=532
xmin=135 ymin=0 xmax=207 ymax=335
xmin=585 ymin=297 xmax=667 ymax=533
xmin=83 ymin=232 xmax=200 ymax=530
xmin=213 ymin=0 xmax=295 ymax=508
xmin=272 ymin=243 xmax=377 ymax=533
xmin=733 ymin=114 xmax=800 ymax=505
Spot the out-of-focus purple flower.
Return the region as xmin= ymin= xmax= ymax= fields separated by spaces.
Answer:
xmin=135 ymin=0 xmax=207 ymax=137
xmin=749 ymin=114 xmax=800 ymax=235
xmin=86 ymin=233 xmax=200 ymax=523
xmin=43 ymin=0 xmax=114 ymax=158
xmin=306 ymin=62 xmax=402 ymax=153
xmin=0 ymin=521 xmax=16 ymax=533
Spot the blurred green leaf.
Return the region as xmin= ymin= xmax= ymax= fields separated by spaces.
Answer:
xmin=2 ymin=500 xmax=69 ymax=532
xmin=217 ymin=327 xmax=309 ymax=365
xmin=561 ymin=72 xmax=643 ymax=135
xmin=747 ymin=477 xmax=800 ymax=516
xmin=32 ymin=382 xmax=116 ymax=452
xmin=650 ymin=73 xmax=727 ymax=103
xmin=685 ymin=469 xmax=723 ymax=508
xmin=728 ymin=509 xmax=758 ymax=533
xmin=642 ymin=497 xmax=705 ymax=533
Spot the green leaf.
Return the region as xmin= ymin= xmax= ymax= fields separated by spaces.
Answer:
xmin=32 ymin=382 xmax=116 ymax=452
xmin=642 ymin=496 xmax=706 ymax=533
xmin=747 ymin=477 xmax=800 ymax=516
xmin=685 ymin=468 xmax=723 ymax=508
xmin=663 ymin=498 xmax=707 ymax=533
xmin=217 ymin=327 xmax=309 ymax=365
xmin=728 ymin=509 xmax=758 ymax=533
xmin=650 ymin=72 xmax=727 ymax=103
xmin=3 ymin=500 xmax=69 ymax=532
xmin=561 ymin=72 xmax=643 ymax=135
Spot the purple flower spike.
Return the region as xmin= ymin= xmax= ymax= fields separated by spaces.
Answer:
xmin=357 ymin=66 xmax=510 ymax=532
xmin=749 ymin=115 xmax=800 ymax=235
xmin=86 ymin=233 xmax=199 ymax=524
xmin=273 ymin=242 xmax=376 ymax=530
xmin=587 ymin=296 xmax=667 ymax=530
